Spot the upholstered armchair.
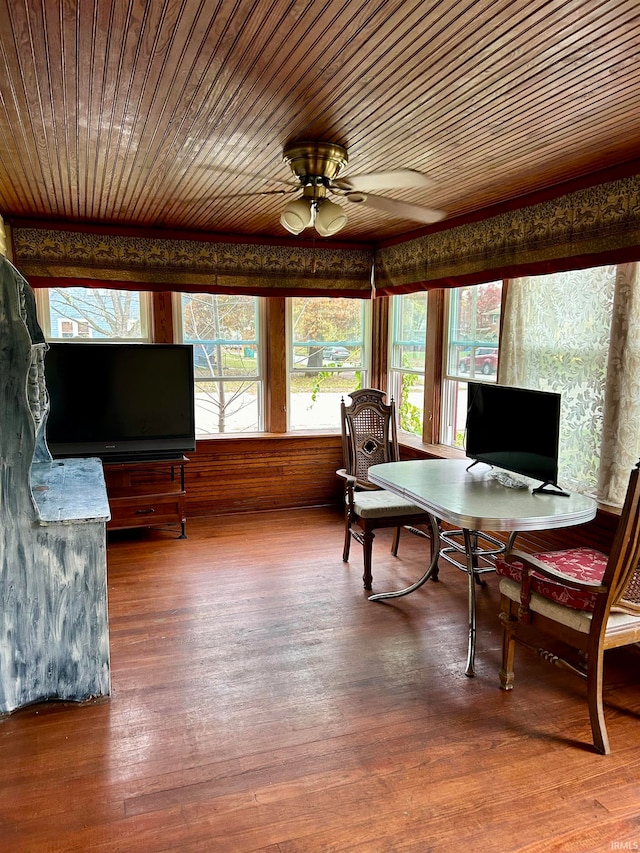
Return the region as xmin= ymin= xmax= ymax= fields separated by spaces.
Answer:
xmin=496 ymin=461 xmax=640 ymax=754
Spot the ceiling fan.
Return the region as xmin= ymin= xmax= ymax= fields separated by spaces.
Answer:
xmin=274 ymin=141 xmax=446 ymax=236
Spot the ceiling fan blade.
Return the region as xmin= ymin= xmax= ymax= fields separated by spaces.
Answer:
xmin=345 ymin=192 xmax=446 ymax=224
xmin=335 ymin=168 xmax=435 ymax=192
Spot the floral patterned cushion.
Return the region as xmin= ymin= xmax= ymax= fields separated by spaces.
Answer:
xmin=495 ymin=547 xmax=608 ymax=612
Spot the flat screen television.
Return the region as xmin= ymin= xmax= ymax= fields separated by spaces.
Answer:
xmin=465 ymin=382 xmax=562 ymax=493
xmin=45 ymin=342 xmax=196 ymax=461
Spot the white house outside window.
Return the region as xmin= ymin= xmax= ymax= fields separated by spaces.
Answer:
xmin=36 ymin=287 xmax=150 ymax=341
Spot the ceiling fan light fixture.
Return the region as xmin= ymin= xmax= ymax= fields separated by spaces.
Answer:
xmin=280 ymin=198 xmax=313 ymax=234
xmin=314 ymin=198 xmax=348 ymax=236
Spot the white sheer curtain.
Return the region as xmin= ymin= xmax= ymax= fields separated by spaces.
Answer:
xmin=597 ymin=263 xmax=640 ymax=505
xmin=499 ymin=264 xmax=640 ymax=505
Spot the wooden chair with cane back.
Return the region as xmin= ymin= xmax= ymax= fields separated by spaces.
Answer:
xmin=336 ymin=388 xmax=436 ymax=590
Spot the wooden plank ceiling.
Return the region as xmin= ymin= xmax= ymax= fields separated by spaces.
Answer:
xmin=0 ymin=0 xmax=639 ymax=243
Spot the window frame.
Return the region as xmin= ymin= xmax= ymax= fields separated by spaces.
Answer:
xmin=388 ymin=291 xmax=429 ymax=439
xmin=440 ymin=282 xmax=505 ymax=449
xmin=175 ymin=292 xmax=266 ymax=436
xmin=35 ymin=287 xmax=152 ymax=342
xmin=286 ymin=296 xmax=371 ymax=432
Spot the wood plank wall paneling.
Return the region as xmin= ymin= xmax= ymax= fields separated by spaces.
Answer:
xmin=185 ymin=434 xmax=344 ymax=517
xmin=185 ymin=433 xmax=619 ymax=557
xmin=506 ymin=510 xmax=620 ymax=556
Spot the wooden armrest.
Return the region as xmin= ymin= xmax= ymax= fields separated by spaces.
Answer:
xmin=504 ymin=549 xmax=607 ymax=594
xmin=336 ymin=469 xmax=380 ymax=491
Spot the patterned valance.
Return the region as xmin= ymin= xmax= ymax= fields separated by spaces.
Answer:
xmin=375 ymin=175 xmax=640 ymax=294
xmin=11 ymin=173 xmax=640 ymax=299
xmin=11 ymin=227 xmax=374 ymax=298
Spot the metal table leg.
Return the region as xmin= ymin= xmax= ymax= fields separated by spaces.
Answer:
xmin=370 ymin=519 xmax=516 ymax=675
xmin=462 ymin=529 xmax=517 ymax=676
xmin=464 ymin=529 xmax=479 ymax=677
xmin=368 ymin=513 xmax=441 ymax=602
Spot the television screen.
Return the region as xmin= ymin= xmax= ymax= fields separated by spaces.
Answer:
xmin=45 ymin=342 xmax=196 ymax=460
xmin=465 ymin=382 xmax=561 ymax=487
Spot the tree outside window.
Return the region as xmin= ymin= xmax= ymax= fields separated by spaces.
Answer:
xmin=442 ymin=282 xmax=503 ymax=448
xmin=181 ymin=293 xmax=262 ymax=434
xmin=447 ymin=282 xmax=502 ymax=379
xmin=37 ymin=287 xmax=149 ymax=340
xmin=389 ymin=292 xmax=428 ymax=436
xmin=289 ymin=297 xmax=368 ymax=430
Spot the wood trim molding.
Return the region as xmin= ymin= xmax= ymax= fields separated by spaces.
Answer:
xmin=370 ymin=296 xmax=389 ymax=392
xmin=423 ymin=289 xmax=444 ymax=444
xmin=151 ymin=292 xmax=174 ymax=343
xmin=265 ymin=298 xmax=287 ymax=433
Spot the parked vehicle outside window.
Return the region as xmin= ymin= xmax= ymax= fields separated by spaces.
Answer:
xmin=458 ymin=346 xmax=498 ymax=375
xmin=289 ymin=297 xmax=369 ymax=430
xmin=442 ymin=281 xmax=503 ymax=448
xmin=322 ymin=346 xmax=350 ymax=363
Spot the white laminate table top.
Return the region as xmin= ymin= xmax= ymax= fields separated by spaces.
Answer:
xmin=368 ymin=458 xmax=597 ymax=532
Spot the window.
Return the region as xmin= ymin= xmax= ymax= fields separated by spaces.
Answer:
xmin=36 ymin=287 xmax=150 ymax=341
xmin=288 ymin=297 xmax=369 ymax=430
xmin=388 ymin=292 xmax=428 ymax=436
xmin=180 ymin=293 xmax=263 ymax=435
xmin=441 ymin=281 xmax=503 ymax=447
xmin=500 ymin=266 xmax=617 ymax=497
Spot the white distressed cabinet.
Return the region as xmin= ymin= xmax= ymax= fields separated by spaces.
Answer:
xmin=0 ymin=257 xmax=111 ymax=714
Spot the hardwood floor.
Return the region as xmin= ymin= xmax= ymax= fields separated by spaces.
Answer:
xmin=2 ymin=507 xmax=640 ymax=852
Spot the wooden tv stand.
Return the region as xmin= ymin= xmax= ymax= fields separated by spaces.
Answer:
xmin=102 ymin=455 xmax=189 ymax=538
